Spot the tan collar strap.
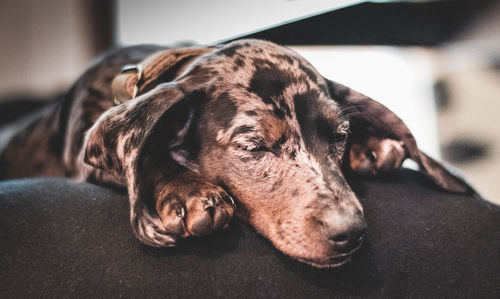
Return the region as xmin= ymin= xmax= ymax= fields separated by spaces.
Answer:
xmin=111 ymin=47 xmax=213 ymax=105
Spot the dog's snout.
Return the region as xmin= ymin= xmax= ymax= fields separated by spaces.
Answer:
xmin=322 ymin=209 xmax=366 ymax=253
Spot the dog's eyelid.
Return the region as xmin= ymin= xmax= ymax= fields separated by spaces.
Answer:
xmin=332 ymin=132 xmax=347 ymax=143
xmin=249 ymin=143 xmax=270 ymax=152
xmin=232 ymin=136 xmax=271 ymax=152
xmin=231 ymin=131 xmax=262 ymax=142
xmin=234 ymin=142 xmax=269 ymax=153
xmin=325 ymin=122 xmax=348 ymax=144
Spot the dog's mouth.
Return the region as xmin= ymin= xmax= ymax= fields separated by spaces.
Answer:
xmin=294 ymin=240 xmax=364 ymax=269
xmin=296 ymin=254 xmax=352 ymax=268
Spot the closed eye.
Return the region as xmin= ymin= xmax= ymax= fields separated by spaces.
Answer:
xmin=249 ymin=144 xmax=270 ymax=152
xmin=234 ymin=140 xmax=270 ymax=153
xmin=234 ymin=138 xmax=279 ymax=156
xmin=315 ymin=116 xmax=349 ymax=144
xmin=331 ymin=132 xmax=347 ymax=143
xmin=328 ymin=131 xmax=348 ymax=158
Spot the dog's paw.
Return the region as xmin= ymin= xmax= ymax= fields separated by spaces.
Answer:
xmin=131 ymin=204 xmax=178 ymax=247
xmin=155 ymin=182 xmax=236 ymax=237
xmin=349 ymin=137 xmax=406 ymax=175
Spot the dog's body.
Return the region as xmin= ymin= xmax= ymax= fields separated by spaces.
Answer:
xmin=0 ymin=40 xmax=473 ymax=268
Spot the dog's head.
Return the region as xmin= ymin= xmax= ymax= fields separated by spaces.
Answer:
xmin=84 ymin=40 xmax=473 ymax=268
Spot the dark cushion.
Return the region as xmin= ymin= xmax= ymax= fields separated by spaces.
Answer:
xmin=1 ymin=169 xmax=499 ymax=298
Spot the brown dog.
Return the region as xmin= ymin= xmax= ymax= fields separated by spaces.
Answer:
xmin=0 ymin=39 xmax=473 ymax=268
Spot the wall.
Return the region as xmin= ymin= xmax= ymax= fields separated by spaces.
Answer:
xmin=0 ymin=0 xmax=95 ymax=99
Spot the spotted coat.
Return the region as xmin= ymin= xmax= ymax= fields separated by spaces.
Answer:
xmin=0 ymin=39 xmax=473 ymax=268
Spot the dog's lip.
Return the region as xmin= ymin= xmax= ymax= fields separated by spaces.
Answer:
xmin=294 ymin=240 xmax=364 ymax=269
xmin=296 ymin=254 xmax=352 ymax=268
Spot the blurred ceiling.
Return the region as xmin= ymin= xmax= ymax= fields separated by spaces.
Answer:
xmin=232 ymin=0 xmax=497 ymax=46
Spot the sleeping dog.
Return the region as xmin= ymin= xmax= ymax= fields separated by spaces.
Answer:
xmin=0 ymin=39 xmax=473 ymax=268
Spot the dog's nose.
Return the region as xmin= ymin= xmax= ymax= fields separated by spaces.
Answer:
xmin=322 ymin=210 xmax=366 ymax=253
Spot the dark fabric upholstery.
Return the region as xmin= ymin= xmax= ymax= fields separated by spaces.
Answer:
xmin=1 ymin=169 xmax=499 ymax=298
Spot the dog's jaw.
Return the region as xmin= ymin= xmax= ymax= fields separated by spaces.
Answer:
xmin=295 ymin=237 xmax=365 ymax=268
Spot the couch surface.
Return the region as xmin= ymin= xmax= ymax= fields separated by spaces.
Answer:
xmin=1 ymin=169 xmax=499 ymax=298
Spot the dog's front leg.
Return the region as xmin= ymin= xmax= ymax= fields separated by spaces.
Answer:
xmin=153 ymin=171 xmax=236 ymax=239
xmin=348 ymin=136 xmax=406 ymax=176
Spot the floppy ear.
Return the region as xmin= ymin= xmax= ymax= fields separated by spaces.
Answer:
xmin=83 ymin=82 xmax=191 ymax=177
xmin=326 ymin=79 xmax=475 ymax=194
xmin=83 ymin=82 xmax=200 ymax=246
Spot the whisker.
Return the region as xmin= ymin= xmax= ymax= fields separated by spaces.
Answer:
xmin=338 ymin=111 xmax=362 ymax=121
xmin=337 ymin=105 xmax=363 ymax=114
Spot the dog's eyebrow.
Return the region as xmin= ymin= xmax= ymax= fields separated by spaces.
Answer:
xmin=315 ymin=101 xmax=346 ymax=127
xmin=230 ymin=125 xmax=254 ymax=139
xmin=271 ymin=134 xmax=287 ymax=152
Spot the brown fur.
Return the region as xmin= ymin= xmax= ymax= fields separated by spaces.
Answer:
xmin=0 ymin=39 xmax=474 ymax=268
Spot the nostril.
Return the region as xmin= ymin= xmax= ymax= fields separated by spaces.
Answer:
xmin=325 ymin=216 xmax=367 ymax=253
xmin=331 ymin=233 xmax=349 ymax=243
xmin=328 ymin=229 xmax=366 ymax=253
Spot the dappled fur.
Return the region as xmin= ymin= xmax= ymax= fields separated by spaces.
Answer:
xmin=0 ymin=39 xmax=473 ymax=268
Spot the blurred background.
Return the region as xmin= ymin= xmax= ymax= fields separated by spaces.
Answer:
xmin=0 ymin=0 xmax=499 ymax=203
